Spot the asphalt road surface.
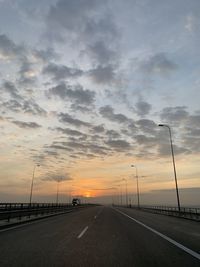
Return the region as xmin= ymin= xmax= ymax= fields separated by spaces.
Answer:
xmin=0 ymin=206 xmax=199 ymax=267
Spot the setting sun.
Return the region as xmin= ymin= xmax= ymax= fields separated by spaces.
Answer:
xmin=85 ymin=192 xmax=91 ymax=198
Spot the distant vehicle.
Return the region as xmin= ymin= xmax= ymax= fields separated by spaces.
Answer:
xmin=72 ymin=198 xmax=81 ymax=206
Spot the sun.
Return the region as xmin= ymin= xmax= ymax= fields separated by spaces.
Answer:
xmin=85 ymin=192 xmax=91 ymax=198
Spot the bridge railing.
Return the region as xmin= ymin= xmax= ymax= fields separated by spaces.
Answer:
xmin=114 ymin=204 xmax=200 ymax=221
xmin=140 ymin=205 xmax=200 ymax=221
xmin=0 ymin=203 xmax=84 ymax=223
xmin=122 ymin=205 xmax=200 ymax=221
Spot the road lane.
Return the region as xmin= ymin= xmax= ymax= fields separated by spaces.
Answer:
xmin=116 ymin=206 xmax=200 ymax=253
xmin=0 ymin=206 xmax=199 ymax=267
xmin=71 ymin=206 xmax=200 ymax=266
xmin=0 ymin=206 xmax=103 ymax=267
xmin=115 ymin=208 xmax=200 ymax=260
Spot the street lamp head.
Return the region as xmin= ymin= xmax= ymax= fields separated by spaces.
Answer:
xmin=158 ymin=124 xmax=170 ymax=130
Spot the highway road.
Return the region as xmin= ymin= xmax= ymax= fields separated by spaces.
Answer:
xmin=0 ymin=206 xmax=199 ymax=267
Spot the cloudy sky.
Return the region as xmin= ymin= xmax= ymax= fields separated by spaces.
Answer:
xmin=0 ymin=0 xmax=200 ymax=205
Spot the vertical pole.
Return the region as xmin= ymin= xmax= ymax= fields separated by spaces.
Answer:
xmin=135 ymin=167 xmax=140 ymax=209
xmin=29 ymin=165 xmax=36 ymax=205
xmin=168 ymin=126 xmax=181 ymax=211
xmin=126 ymin=180 xmax=128 ymax=207
xmin=120 ymin=185 xmax=122 ymax=206
xmin=56 ymin=181 xmax=59 ymax=205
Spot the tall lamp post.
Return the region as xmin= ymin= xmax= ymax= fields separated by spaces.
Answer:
xmin=29 ymin=163 xmax=40 ymax=205
xmin=122 ymin=178 xmax=128 ymax=207
xmin=158 ymin=124 xmax=181 ymax=211
xmin=131 ymin=165 xmax=140 ymax=209
xmin=56 ymin=180 xmax=60 ymax=205
xmin=117 ymin=185 xmax=123 ymax=206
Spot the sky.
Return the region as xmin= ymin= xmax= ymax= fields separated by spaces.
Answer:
xmin=0 ymin=0 xmax=200 ymax=206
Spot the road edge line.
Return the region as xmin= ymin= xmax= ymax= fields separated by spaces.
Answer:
xmin=114 ymin=208 xmax=200 ymax=261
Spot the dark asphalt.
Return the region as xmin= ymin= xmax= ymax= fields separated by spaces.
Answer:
xmin=0 ymin=206 xmax=199 ymax=267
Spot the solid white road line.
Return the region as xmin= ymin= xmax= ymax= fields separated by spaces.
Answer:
xmin=77 ymin=226 xmax=89 ymax=239
xmin=115 ymin=208 xmax=200 ymax=261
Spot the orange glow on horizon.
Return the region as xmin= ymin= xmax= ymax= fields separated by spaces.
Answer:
xmin=85 ymin=192 xmax=91 ymax=198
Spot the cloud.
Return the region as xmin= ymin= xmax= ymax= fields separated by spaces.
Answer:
xmin=183 ymin=128 xmax=200 ymax=137
xmin=2 ymin=98 xmax=46 ymax=116
xmin=22 ymin=100 xmax=47 ymax=116
xmin=185 ymin=114 xmax=200 ymax=127
xmin=99 ymin=105 xmax=130 ymax=124
xmin=58 ymin=113 xmax=91 ymax=127
xmin=135 ymin=100 xmax=152 ymax=116
xmin=86 ymin=143 xmax=110 ymax=155
xmin=11 ymin=120 xmax=42 ymax=129
xmin=158 ymin=109 xmax=200 ymax=154
xmin=49 ymin=139 xmax=110 ymax=157
xmin=160 ymin=106 xmax=189 ymax=123
xmin=33 ymin=48 xmax=59 ymax=63
xmin=182 ymin=135 xmax=200 ymax=153
xmin=136 ymin=119 xmax=157 ymax=135
xmin=88 ymin=65 xmax=116 ymax=84
xmin=43 ymin=63 xmax=83 ymax=81
xmin=85 ymin=40 xmax=117 ymax=65
xmin=92 ymin=125 xmax=105 ymax=133
xmin=135 ymin=135 xmax=157 ymax=148
xmin=83 ymin=11 xmax=118 ymax=43
xmin=48 ymin=83 xmax=95 ymax=106
xmin=44 ymin=150 xmax=59 ymax=157
xmin=47 ymin=144 xmax=73 ymax=152
xmin=42 ymin=172 xmax=73 ymax=182
xmin=45 ymin=0 xmax=117 ymax=47
xmin=140 ymin=53 xmax=178 ymax=76
xmin=181 ymin=115 xmax=200 ymax=153
xmin=70 ymin=104 xmax=93 ymax=113
xmin=157 ymin=143 xmax=190 ymax=156
xmin=47 ymin=83 xmax=68 ymax=99
xmin=55 ymin=127 xmax=87 ymax=138
xmin=17 ymin=60 xmax=37 ymax=86
xmin=2 ymin=100 xmax=21 ymax=112
xmin=0 ymin=34 xmax=25 ymax=60
xmin=2 ymin=81 xmax=23 ymax=100
xmin=47 ymin=0 xmax=100 ymax=32
xmin=45 ymin=0 xmax=120 ymax=76
xmin=106 ymin=129 xmax=121 ymax=139
xmin=105 ymin=139 xmax=131 ymax=151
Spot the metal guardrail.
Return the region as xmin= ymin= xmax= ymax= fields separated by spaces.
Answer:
xmin=114 ymin=204 xmax=200 ymax=221
xmin=132 ymin=205 xmax=200 ymax=221
xmin=0 ymin=203 xmax=83 ymax=223
xmin=143 ymin=205 xmax=200 ymax=221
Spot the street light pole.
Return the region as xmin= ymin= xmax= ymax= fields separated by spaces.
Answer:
xmin=120 ymin=185 xmax=122 ymax=206
xmin=158 ymin=124 xmax=181 ymax=211
xmin=131 ymin=165 xmax=140 ymax=209
xmin=56 ymin=180 xmax=60 ymax=205
xmin=122 ymin=178 xmax=128 ymax=207
xmin=117 ymin=185 xmax=123 ymax=206
xmin=29 ymin=164 xmax=40 ymax=205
